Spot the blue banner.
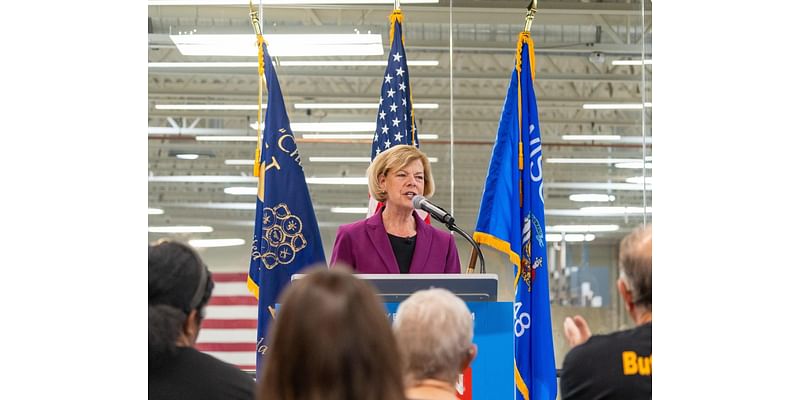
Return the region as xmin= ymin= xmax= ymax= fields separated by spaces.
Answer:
xmin=247 ymin=42 xmax=327 ymax=377
xmin=472 ymin=33 xmax=557 ymax=400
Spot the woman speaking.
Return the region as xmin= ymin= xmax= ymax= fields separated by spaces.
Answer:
xmin=330 ymin=145 xmax=461 ymax=274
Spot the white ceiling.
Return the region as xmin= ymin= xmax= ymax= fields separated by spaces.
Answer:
xmin=148 ymin=0 xmax=652 ymax=267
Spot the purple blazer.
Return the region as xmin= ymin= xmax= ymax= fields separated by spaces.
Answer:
xmin=330 ymin=210 xmax=461 ymax=274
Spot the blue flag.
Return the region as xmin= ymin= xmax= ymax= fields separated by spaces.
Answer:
xmin=473 ymin=32 xmax=557 ymax=400
xmin=247 ymin=41 xmax=326 ymax=377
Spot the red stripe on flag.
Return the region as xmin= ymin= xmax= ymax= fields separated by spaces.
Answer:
xmin=212 ymin=272 xmax=248 ymax=282
xmin=209 ymin=296 xmax=258 ymax=306
xmin=202 ymin=319 xmax=258 ymax=329
xmin=196 ymin=342 xmax=256 ymax=352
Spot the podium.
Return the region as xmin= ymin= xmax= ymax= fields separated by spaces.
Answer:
xmin=354 ymin=273 xmax=499 ymax=302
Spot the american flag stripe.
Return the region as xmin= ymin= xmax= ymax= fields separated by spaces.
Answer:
xmin=198 ymin=329 xmax=258 ymax=342
xmin=208 ymin=296 xmax=258 ymax=306
xmin=196 ymin=273 xmax=258 ymax=370
xmin=202 ymin=319 xmax=258 ymax=329
xmin=196 ymin=343 xmax=256 ymax=352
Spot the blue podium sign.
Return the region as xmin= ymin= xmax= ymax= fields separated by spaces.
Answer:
xmin=386 ymin=301 xmax=514 ymax=400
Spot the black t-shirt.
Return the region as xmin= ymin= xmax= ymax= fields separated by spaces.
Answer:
xmin=387 ymin=233 xmax=416 ymax=274
xmin=560 ymin=322 xmax=652 ymax=400
xmin=149 ymin=347 xmax=255 ymax=400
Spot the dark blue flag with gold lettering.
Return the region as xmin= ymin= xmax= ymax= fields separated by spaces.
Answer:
xmin=247 ymin=41 xmax=326 ymax=377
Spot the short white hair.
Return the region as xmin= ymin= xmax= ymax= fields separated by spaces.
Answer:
xmin=393 ymin=288 xmax=473 ymax=384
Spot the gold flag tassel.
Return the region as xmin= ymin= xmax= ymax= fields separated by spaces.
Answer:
xmin=249 ymin=2 xmax=268 ymax=177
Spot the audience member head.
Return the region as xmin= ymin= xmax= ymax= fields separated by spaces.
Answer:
xmin=394 ymin=288 xmax=477 ymax=386
xmin=367 ymin=144 xmax=435 ymax=202
xmin=148 ymin=240 xmax=214 ymax=369
xmin=618 ymin=223 xmax=652 ymax=322
xmin=259 ymin=267 xmax=406 ymax=400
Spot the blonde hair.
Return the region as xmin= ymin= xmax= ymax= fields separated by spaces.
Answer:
xmin=366 ymin=145 xmax=435 ymax=202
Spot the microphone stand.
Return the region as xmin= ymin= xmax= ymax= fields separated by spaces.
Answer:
xmin=446 ymin=222 xmax=486 ymax=274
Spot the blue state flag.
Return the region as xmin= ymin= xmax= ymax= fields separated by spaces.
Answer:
xmin=247 ymin=41 xmax=326 ymax=377
xmin=473 ymin=32 xmax=557 ymax=400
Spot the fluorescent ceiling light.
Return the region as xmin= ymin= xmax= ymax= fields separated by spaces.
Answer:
xmin=176 ymin=153 xmax=199 ymax=160
xmin=626 ymin=176 xmax=652 ymax=184
xmin=582 ymin=103 xmax=652 ymax=110
xmin=188 ymin=238 xmax=246 ymax=248
xmin=149 ymin=176 xmax=257 ymax=183
xmin=546 ymin=233 xmax=596 ymax=242
xmin=157 ymin=104 xmax=267 ymax=111
xmin=612 ymin=59 xmax=653 ymax=66
xmin=149 ymin=225 xmax=214 ymax=233
xmin=569 ymin=194 xmax=616 ymax=202
xmin=615 ymin=161 xmax=652 ymax=169
xmin=562 ymin=135 xmax=621 ymax=141
xmin=293 ymin=103 xmax=439 ymax=110
xmin=548 ymin=225 xmax=618 ymax=233
xmin=149 ymin=62 xmax=258 ymax=68
xmin=307 ymin=177 xmax=367 ymax=185
xmin=547 ymin=158 xmax=638 ymax=164
xmin=170 ymin=34 xmax=383 ymax=57
xmin=279 ymin=60 xmax=439 ymax=67
xmin=196 ymin=136 xmax=257 ymax=142
xmin=225 ymin=159 xmax=255 ymax=166
xmin=148 ymin=208 xmax=164 ymax=215
xmin=308 ymin=156 xmax=438 ymax=163
xmin=331 ymin=207 xmax=369 ymax=214
xmin=579 ymin=206 xmax=652 ymax=215
xmin=301 ymin=133 xmax=439 ymax=140
xmin=149 ymin=127 xmax=243 ymax=136
xmin=309 ymin=156 xmax=372 ymax=162
xmin=548 ymin=182 xmax=651 ymax=191
xmin=251 ymin=121 xmax=375 ymax=132
xmin=151 ymin=0 xmax=437 ymax=5
xmin=224 ymin=187 xmax=257 ymax=195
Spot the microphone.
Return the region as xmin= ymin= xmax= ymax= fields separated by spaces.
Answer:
xmin=412 ymin=195 xmax=455 ymax=228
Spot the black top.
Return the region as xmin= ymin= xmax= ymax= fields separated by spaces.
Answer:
xmin=560 ymin=322 xmax=652 ymax=400
xmin=149 ymin=346 xmax=255 ymax=400
xmin=387 ymin=233 xmax=417 ymax=274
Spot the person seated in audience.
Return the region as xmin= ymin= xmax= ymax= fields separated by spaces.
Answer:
xmin=258 ymin=267 xmax=406 ymax=400
xmin=149 ymin=240 xmax=254 ymax=400
xmin=393 ymin=288 xmax=477 ymax=400
xmin=559 ymin=224 xmax=652 ymax=400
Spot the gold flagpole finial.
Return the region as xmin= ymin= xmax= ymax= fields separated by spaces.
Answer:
xmin=524 ymin=0 xmax=538 ymax=33
xmin=248 ymin=1 xmax=263 ymax=37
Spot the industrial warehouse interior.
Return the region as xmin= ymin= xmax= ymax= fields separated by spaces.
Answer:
xmin=147 ymin=0 xmax=651 ymax=374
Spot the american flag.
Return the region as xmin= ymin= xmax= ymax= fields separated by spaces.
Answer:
xmin=196 ymin=272 xmax=257 ymax=371
xmin=368 ymin=9 xmax=425 ymax=219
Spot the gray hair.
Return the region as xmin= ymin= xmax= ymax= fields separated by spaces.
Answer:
xmin=393 ymin=288 xmax=473 ymax=384
xmin=619 ymin=223 xmax=652 ymax=309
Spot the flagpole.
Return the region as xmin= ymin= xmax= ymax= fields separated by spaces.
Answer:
xmin=524 ymin=0 xmax=537 ymax=33
xmin=394 ymin=0 xmax=400 ymax=10
xmin=248 ymin=1 xmax=267 ymax=177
